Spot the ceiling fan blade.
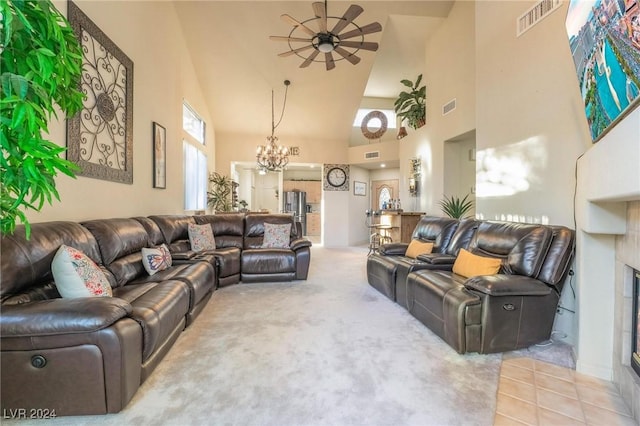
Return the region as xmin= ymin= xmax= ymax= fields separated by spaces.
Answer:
xmin=312 ymin=2 xmax=327 ymax=33
xmin=338 ymin=40 xmax=379 ymax=51
xmin=270 ymin=36 xmax=312 ymax=43
xmin=331 ymin=5 xmax=363 ymax=35
xmin=338 ymin=22 xmax=382 ymax=40
xmin=325 ymin=52 xmax=336 ymax=71
xmin=300 ymin=50 xmax=320 ymax=68
xmin=278 ymin=44 xmax=314 ymax=57
xmin=334 ymin=46 xmax=360 ymax=65
xmin=281 ymin=14 xmax=317 ymax=37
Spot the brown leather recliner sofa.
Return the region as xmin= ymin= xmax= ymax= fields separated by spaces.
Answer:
xmin=0 ymin=213 xmax=311 ymax=416
xmin=366 ymin=216 xmax=574 ymax=354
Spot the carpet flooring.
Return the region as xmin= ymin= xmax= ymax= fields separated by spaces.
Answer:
xmin=11 ymin=245 xmax=504 ymax=426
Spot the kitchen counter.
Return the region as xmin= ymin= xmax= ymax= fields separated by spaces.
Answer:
xmin=375 ymin=211 xmax=425 ymax=243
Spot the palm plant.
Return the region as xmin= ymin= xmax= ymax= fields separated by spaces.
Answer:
xmin=439 ymin=194 xmax=474 ymax=219
xmin=207 ymin=172 xmax=232 ymax=212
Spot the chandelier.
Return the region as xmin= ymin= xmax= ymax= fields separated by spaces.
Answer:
xmin=256 ymin=80 xmax=292 ymax=172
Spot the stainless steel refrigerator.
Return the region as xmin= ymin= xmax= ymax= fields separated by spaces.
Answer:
xmin=282 ymin=191 xmax=306 ymax=235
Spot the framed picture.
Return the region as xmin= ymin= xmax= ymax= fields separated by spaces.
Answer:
xmin=354 ymin=181 xmax=366 ymax=196
xmin=67 ymin=1 xmax=134 ymax=183
xmin=565 ymin=0 xmax=640 ymax=143
xmin=153 ymin=122 xmax=166 ymax=189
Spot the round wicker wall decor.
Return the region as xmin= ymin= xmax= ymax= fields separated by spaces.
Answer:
xmin=360 ymin=110 xmax=388 ymax=140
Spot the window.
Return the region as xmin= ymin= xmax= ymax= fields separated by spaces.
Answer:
xmin=182 ymin=101 xmax=207 ymax=211
xmin=183 ymin=102 xmax=206 ymax=144
xmin=353 ymin=109 xmax=397 ymax=129
xmin=183 ymin=141 xmax=207 ymax=210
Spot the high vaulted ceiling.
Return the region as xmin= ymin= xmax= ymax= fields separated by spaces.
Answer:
xmin=174 ymin=1 xmax=453 ymax=144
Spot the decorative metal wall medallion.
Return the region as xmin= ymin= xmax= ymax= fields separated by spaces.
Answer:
xmin=67 ymin=1 xmax=134 ymax=184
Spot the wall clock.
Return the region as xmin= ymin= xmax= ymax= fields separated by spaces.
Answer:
xmin=323 ymin=164 xmax=349 ymax=191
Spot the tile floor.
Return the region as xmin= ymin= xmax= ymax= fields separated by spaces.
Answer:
xmin=494 ymin=357 xmax=637 ymax=425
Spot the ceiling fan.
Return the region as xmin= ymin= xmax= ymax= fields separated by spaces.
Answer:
xmin=270 ymin=1 xmax=382 ymax=71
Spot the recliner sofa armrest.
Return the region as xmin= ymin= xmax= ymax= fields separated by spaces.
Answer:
xmin=379 ymin=243 xmax=408 ymax=255
xmin=290 ymin=238 xmax=312 ymax=251
xmin=171 ymin=251 xmax=197 ymax=260
xmin=0 ymin=297 xmax=132 ymax=337
xmin=464 ymin=275 xmax=552 ymax=297
xmin=416 ymin=253 xmax=456 ymax=265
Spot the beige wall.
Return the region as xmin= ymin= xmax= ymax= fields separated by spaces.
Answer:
xmin=29 ymin=0 xmax=214 ymax=224
xmin=399 ymin=0 xmax=477 ymax=217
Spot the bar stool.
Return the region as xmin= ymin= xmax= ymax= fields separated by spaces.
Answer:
xmin=368 ymin=224 xmax=393 ymax=255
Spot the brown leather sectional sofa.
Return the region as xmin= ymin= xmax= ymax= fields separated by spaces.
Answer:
xmin=0 ymin=213 xmax=311 ymax=416
xmin=367 ymin=216 xmax=575 ymax=354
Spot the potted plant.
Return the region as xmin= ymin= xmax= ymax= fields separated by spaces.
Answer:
xmin=1 ymin=0 xmax=84 ymax=237
xmin=439 ymin=194 xmax=474 ymax=219
xmin=207 ymin=172 xmax=233 ymax=212
xmin=394 ymin=74 xmax=426 ymax=130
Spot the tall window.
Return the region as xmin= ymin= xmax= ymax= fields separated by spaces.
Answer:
xmin=183 ymin=142 xmax=207 ymax=210
xmin=182 ymin=101 xmax=207 ymax=211
xmin=183 ymin=103 xmax=206 ymax=144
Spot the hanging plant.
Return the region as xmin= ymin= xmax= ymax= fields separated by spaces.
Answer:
xmin=1 ymin=0 xmax=84 ymax=237
xmin=394 ymin=74 xmax=426 ymax=130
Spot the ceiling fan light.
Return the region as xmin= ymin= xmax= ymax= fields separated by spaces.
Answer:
xmin=317 ymin=41 xmax=334 ymax=53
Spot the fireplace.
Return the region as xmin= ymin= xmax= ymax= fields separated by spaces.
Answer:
xmin=633 ymin=270 xmax=640 ymax=378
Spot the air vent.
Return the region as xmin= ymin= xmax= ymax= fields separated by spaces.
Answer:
xmin=442 ymin=99 xmax=456 ymax=116
xmin=364 ymin=151 xmax=380 ymax=159
xmin=517 ymin=0 xmax=561 ymax=37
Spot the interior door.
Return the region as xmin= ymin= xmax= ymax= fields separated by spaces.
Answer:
xmin=371 ymin=179 xmax=399 ymax=210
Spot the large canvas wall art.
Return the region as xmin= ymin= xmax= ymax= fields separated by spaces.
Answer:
xmin=566 ymin=0 xmax=640 ymax=142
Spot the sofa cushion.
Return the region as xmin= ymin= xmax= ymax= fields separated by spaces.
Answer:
xmin=262 ymin=223 xmax=291 ymax=248
xmin=52 ymin=245 xmax=113 ymax=298
xmin=405 ymin=240 xmax=434 ymax=258
xmin=141 ymin=244 xmax=172 ymax=276
xmin=241 ymin=249 xmax=296 ymax=274
xmin=112 ymin=281 xmax=190 ymax=361
xmin=194 ymin=214 xmax=245 ymax=249
xmin=188 ymin=224 xmax=216 ymax=252
xmin=452 ymin=249 xmax=502 ymax=278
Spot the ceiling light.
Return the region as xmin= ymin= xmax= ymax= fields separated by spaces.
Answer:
xmin=381 ymin=164 xmax=386 ymax=168
xmin=256 ymin=80 xmax=295 ymax=172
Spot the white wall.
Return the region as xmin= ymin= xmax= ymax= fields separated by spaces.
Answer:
xmin=348 ymin=166 xmax=372 ymax=246
xmin=28 ymin=0 xmax=214 ymax=224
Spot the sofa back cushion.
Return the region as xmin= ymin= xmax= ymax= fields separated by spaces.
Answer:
xmin=244 ymin=214 xmax=296 ymax=249
xmin=148 ymin=215 xmax=195 ymax=252
xmin=194 ymin=214 xmax=244 ymax=249
xmin=1 ymin=222 xmax=104 ymax=303
xmin=82 ymin=218 xmax=150 ymax=287
xmin=468 ymin=221 xmax=552 ymax=278
xmin=134 ymin=216 xmax=166 ymax=246
xmin=445 ymin=218 xmax=480 ymax=256
xmin=536 ymin=226 xmax=575 ymax=288
xmin=410 ymin=216 xmax=459 ymax=253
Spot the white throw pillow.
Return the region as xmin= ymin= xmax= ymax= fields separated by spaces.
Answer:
xmin=188 ymin=223 xmax=216 ymax=252
xmin=262 ymin=223 xmax=291 ymax=249
xmin=141 ymin=244 xmax=173 ymax=276
xmin=51 ymin=245 xmax=112 ymax=298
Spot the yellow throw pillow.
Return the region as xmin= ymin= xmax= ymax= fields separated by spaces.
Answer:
xmin=405 ymin=240 xmax=434 ymax=258
xmin=452 ymin=248 xmax=502 ymax=278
